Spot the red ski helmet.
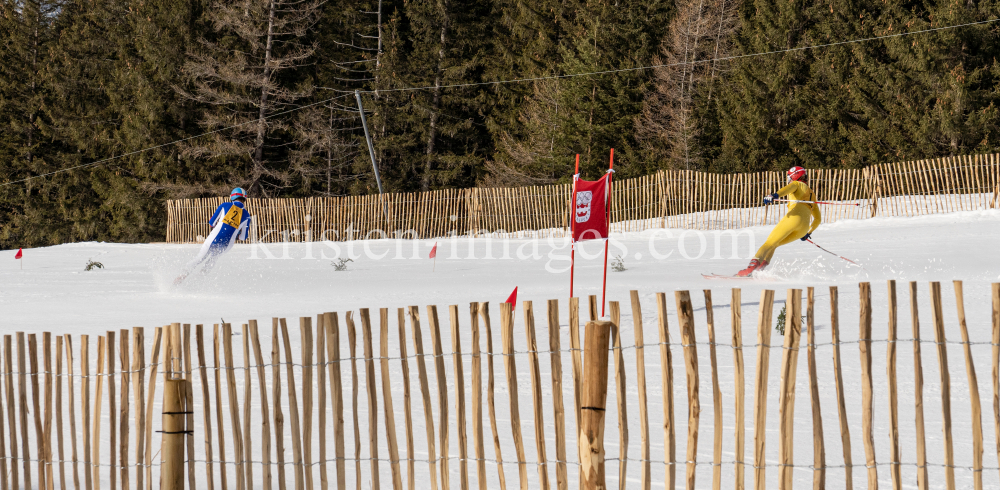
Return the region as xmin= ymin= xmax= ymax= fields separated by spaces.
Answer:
xmin=787 ymin=166 xmax=806 ymax=182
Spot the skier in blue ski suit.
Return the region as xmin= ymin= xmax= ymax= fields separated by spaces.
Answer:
xmin=177 ymin=188 xmax=252 ymax=281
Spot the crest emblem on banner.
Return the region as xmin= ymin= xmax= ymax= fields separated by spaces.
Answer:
xmin=575 ymin=191 xmax=593 ymax=223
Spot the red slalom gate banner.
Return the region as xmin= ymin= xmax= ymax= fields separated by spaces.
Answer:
xmin=569 ymin=149 xmax=614 ymax=316
xmin=572 ymin=175 xmax=610 ymax=242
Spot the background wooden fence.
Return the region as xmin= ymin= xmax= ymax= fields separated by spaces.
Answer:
xmin=165 ymin=153 xmax=1000 ymax=243
xmin=1 ymin=280 xmax=999 ymax=489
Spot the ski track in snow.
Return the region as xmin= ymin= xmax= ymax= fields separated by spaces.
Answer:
xmin=1 ymin=209 xmax=998 ymax=489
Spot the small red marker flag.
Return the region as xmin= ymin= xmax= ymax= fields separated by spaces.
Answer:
xmin=14 ymin=248 xmax=22 ymax=259
xmin=505 ymin=286 xmax=518 ymax=311
xmin=430 ymin=242 xmax=439 ymax=272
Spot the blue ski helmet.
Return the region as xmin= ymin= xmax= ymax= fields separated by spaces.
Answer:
xmin=230 ymin=187 xmax=247 ymax=200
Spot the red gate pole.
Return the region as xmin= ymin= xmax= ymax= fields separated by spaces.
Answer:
xmin=570 ymin=154 xmax=580 ymax=298
xmin=600 ymin=148 xmax=614 ymax=317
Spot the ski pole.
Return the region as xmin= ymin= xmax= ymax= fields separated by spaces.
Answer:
xmin=806 ymin=239 xmax=865 ymax=269
xmin=773 ymin=199 xmax=864 ymax=206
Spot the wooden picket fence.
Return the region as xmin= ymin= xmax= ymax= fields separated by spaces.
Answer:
xmin=2 ymin=280 xmax=999 ymax=489
xmin=164 ymin=153 xmax=1000 ymax=243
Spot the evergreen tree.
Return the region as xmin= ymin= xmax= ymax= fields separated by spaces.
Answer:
xmin=709 ymin=0 xmax=1000 ymax=172
xmin=635 ymin=0 xmax=741 ymax=171
xmin=710 ymin=0 xmax=854 ymax=172
xmin=841 ymin=0 xmax=1000 ymax=164
xmin=491 ymin=0 xmax=672 ymax=184
xmin=481 ymin=0 xmax=577 ymax=171
xmin=0 ymin=0 xmax=72 ymax=246
xmin=289 ymin=0 xmax=391 ymax=197
xmin=363 ymin=0 xmax=493 ymax=192
xmin=179 ymin=0 xmax=323 ymax=197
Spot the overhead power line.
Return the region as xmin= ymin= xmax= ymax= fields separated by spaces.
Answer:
xmin=358 ymin=17 xmax=1000 ymax=94
xmin=2 ymin=17 xmax=996 ymax=187
xmin=0 ymin=94 xmax=356 ymax=187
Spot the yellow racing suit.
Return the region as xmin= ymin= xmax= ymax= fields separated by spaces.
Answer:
xmin=753 ymin=180 xmax=822 ymax=263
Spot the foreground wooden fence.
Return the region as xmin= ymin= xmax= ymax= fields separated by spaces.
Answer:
xmin=2 ymin=280 xmax=999 ymax=489
xmin=165 ymin=153 xmax=1000 ymax=242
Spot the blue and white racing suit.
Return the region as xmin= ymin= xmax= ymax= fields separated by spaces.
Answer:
xmin=183 ymin=201 xmax=252 ymax=273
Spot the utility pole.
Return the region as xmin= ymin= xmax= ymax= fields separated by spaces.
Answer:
xmin=355 ymin=90 xmax=391 ymax=231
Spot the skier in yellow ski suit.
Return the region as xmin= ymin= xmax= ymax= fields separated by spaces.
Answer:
xmin=738 ymin=166 xmax=821 ymax=277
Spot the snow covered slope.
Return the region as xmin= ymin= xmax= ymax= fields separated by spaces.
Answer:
xmin=1 ymin=209 xmax=998 ymax=489
xmin=2 ymin=209 xmax=997 ymax=331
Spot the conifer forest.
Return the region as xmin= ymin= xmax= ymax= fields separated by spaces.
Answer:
xmin=0 ymin=0 xmax=997 ymax=247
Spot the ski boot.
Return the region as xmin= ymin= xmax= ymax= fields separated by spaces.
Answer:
xmin=736 ymin=259 xmax=768 ymax=277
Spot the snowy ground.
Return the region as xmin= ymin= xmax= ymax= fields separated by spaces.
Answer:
xmin=2 ymin=209 xmax=1000 ymax=489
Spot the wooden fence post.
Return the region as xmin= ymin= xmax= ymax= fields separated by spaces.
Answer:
xmin=930 ymin=282 xmax=956 ymax=490
xmin=223 ymin=323 xmax=247 ymax=490
xmin=89 ymin=335 xmax=104 ymax=490
xmin=909 ymin=283 xmax=928 ymax=490
xmin=608 ymin=302 xmax=629 ymax=490
xmin=360 ymin=309 xmax=382 ymax=490
xmin=753 ymin=290 xmax=775 ymax=490
xmin=829 ymin=287 xmax=853 ymax=490
xmin=241 ymin=324 xmax=255 ymax=490
xmin=523 ymin=302 xmax=549 ymax=490
xmin=777 ymin=290 xmax=802 ymax=490
xmin=279 ymin=319 xmax=305 ymax=490
xmin=579 ymin=321 xmax=613 ymax=490
xmin=806 ymin=289 xmax=825 ymax=490
xmin=119 ymin=329 xmax=130 ymax=490
xmin=479 ymin=303 xmax=507 ymax=490
xmin=194 ymin=327 xmax=213 ymax=490
xmin=655 ymin=293 xmax=676 ymax=490
xmin=145 ymin=329 xmax=163 ymax=490
xmin=183 ymin=326 xmax=195 ymax=490
xmin=499 ymin=302 xmax=528 ymax=490
xmin=954 ymin=281 xmax=984 ymax=490
xmin=43 ymin=333 xmax=55 ymax=490
xmin=569 ymin=297 xmax=583 ymax=463
xmin=629 ymin=291 xmax=651 ymax=490
xmin=858 ymin=283 xmax=878 ymax=489
xmin=56 ymin=335 xmax=65 ymax=490
xmin=4 ymin=336 xmax=17 ymax=490
xmin=702 ymin=290 xmax=722 ymax=490
xmin=0 ymin=340 xmax=7 ymax=490
xmin=29 ymin=334 xmax=46 ymax=490
xmin=408 ymin=306 xmax=440 ymax=490
xmin=299 ymin=318 xmax=314 ymax=490
xmin=674 ymin=292 xmax=700 ymax=490
xmin=992 ymin=283 xmax=1000 ymax=483
xmin=547 ymin=299 xmax=568 ymax=490
xmin=470 ymin=304 xmax=487 ymax=490
xmin=380 ymin=309 xmax=404 ymax=490
xmin=249 ymin=321 xmax=273 ymax=490
xmin=731 ymin=289 xmax=745 ymax=490
xmin=161 ymin=378 xmax=191 ymax=490
xmin=212 ymin=325 xmax=230 ymax=490
xmin=428 ymin=306 xmax=451 ymax=490
xmin=886 ymin=282 xmax=901 ymax=490
xmin=316 ymin=315 xmax=328 ymax=490
xmin=324 ymin=312 xmax=346 ymax=490
xmin=271 ymin=319 xmax=287 ymax=490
